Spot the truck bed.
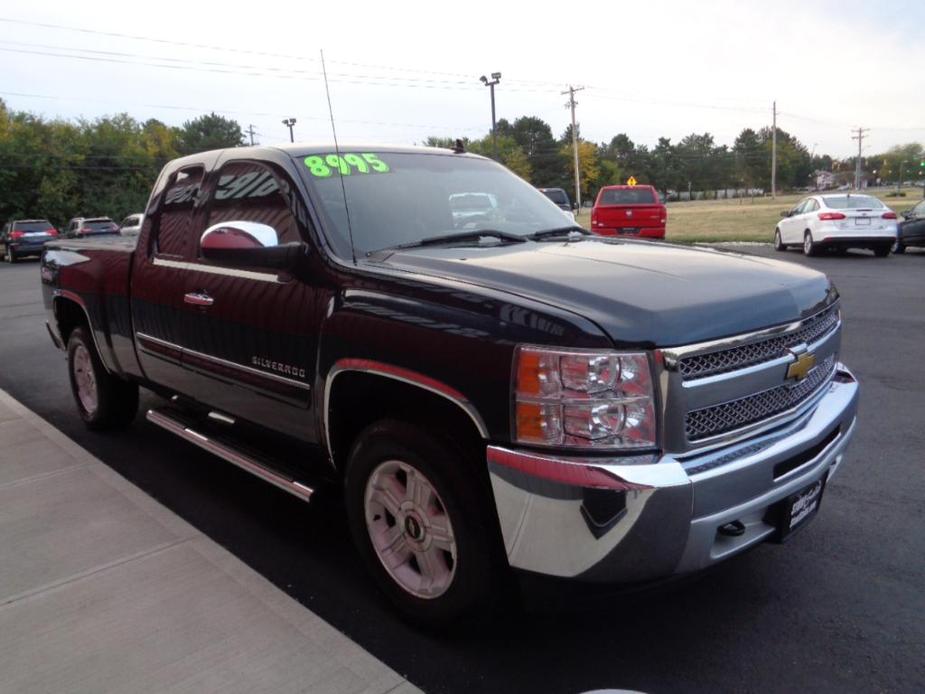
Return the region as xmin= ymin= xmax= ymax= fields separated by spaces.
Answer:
xmin=41 ymin=235 xmax=141 ymax=379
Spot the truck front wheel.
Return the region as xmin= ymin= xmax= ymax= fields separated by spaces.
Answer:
xmin=344 ymin=419 xmax=499 ymax=627
xmin=67 ymin=326 xmax=138 ymax=430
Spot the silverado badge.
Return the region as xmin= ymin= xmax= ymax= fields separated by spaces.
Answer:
xmin=786 ymin=351 xmax=816 ymax=382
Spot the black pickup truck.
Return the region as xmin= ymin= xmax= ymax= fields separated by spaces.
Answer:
xmin=41 ymin=145 xmax=859 ymax=625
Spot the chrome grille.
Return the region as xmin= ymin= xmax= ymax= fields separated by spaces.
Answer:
xmin=678 ymin=305 xmax=839 ymax=381
xmin=685 ymin=355 xmax=836 ymax=441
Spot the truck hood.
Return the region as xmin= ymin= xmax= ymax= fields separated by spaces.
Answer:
xmin=373 ymin=239 xmax=835 ymax=346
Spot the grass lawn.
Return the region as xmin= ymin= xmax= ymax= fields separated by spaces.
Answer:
xmin=575 ymin=187 xmax=924 ymax=243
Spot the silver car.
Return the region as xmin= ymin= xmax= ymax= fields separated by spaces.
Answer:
xmin=119 ymin=213 xmax=144 ymax=237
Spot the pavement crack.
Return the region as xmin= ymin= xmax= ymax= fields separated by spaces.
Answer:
xmin=0 ymin=537 xmax=192 ymax=610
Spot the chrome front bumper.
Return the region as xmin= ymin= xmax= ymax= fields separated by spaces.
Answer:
xmin=487 ymin=364 xmax=859 ymax=582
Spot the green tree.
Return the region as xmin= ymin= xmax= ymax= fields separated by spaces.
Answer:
xmin=177 ymin=112 xmax=245 ymax=155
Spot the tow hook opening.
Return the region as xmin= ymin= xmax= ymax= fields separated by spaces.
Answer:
xmin=718 ymin=520 xmax=746 ymax=537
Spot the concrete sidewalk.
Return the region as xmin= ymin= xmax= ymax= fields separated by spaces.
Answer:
xmin=0 ymin=389 xmax=421 ymax=694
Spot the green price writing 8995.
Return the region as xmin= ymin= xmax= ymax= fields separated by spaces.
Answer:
xmin=304 ymin=152 xmax=390 ymax=178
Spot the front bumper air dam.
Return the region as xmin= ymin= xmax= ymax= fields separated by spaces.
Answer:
xmin=487 ymin=364 xmax=859 ymax=582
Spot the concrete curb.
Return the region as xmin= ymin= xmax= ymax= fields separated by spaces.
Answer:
xmin=0 ymin=389 xmax=422 ymax=694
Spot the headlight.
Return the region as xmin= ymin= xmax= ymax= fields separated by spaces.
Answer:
xmin=513 ymin=346 xmax=656 ymax=450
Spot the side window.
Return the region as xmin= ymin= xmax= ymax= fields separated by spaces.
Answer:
xmin=201 ymin=160 xmax=304 ymax=259
xmin=155 ymin=166 xmax=204 ymax=258
xmin=914 ymin=201 xmax=925 ymax=218
xmin=805 ymin=200 xmax=819 ymax=213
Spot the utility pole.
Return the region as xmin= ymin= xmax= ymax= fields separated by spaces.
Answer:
xmin=851 ymin=127 xmax=869 ymax=189
xmin=246 ymin=124 xmax=257 ymax=146
xmin=282 ymin=117 xmax=297 ymax=143
xmin=771 ymin=101 xmax=777 ymax=199
xmin=897 ymin=160 xmax=908 ymax=194
xmin=479 ymin=73 xmax=501 ymax=159
xmin=562 ymin=85 xmax=585 ymax=209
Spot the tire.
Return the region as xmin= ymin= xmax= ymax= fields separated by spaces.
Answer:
xmin=67 ymin=326 xmax=138 ymax=430
xmin=873 ymin=244 xmax=891 ymax=258
xmin=344 ymin=419 xmax=500 ymax=628
xmin=892 ymin=240 xmax=906 ymax=254
xmin=803 ymin=231 xmax=819 ymax=257
xmin=774 ymin=229 xmax=786 ymax=251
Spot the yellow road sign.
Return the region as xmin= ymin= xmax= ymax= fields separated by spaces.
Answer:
xmin=627 ymin=176 xmax=637 ymax=186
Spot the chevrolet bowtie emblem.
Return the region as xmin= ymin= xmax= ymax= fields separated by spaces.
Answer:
xmin=786 ymin=352 xmax=816 ymax=381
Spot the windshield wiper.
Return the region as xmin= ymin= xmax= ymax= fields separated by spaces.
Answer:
xmin=528 ymin=226 xmax=591 ymax=241
xmin=368 ymin=229 xmax=527 ymax=255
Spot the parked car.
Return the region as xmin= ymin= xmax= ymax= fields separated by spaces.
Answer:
xmin=64 ymin=217 xmax=120 ymax=238
xmin=118 ymin=213 xmax=145 ymax=237
xmin=41 ymin=144 xmax=858 ymax=626
xmin=0 ymin=219 xmax=58 ymax=263
xmin=590 ymin=185 xmax=667 ymax=238
xmin=538 ymin=187 xmax=576 ymax=221
xmin=894 ymin=200 xmax=925 ymax=253
xmin=774 ymin=194 xmax=897 ymax=257
xmin=448 ymin=192 xmax=497 ymax=228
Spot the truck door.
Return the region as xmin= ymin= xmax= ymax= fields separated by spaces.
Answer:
xmin=176 ymin=158 xmax=322 ymax=443
xmin=132 ymin=165 xmax=205 ymax=395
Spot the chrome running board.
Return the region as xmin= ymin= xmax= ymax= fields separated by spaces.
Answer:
xmin=146 ymin=407 xmax=314 ymax=502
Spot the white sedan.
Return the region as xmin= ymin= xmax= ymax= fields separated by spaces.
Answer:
xmin=774 ymin=194 xmax=898 ymax=257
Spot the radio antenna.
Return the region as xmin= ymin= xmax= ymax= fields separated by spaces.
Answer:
xmin=320 ymin=49 xmax=357 ymax=264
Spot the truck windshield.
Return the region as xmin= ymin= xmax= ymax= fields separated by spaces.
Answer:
xmin=599 ymin=188 xmax=656 ymax=205
xmin=298 ymin=152 xmax=569 ymax=256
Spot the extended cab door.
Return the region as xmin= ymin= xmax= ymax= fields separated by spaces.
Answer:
xmin=176 ymin=157 xmax=323 ymax=442
xmin=132 ymin=165 xmax=206 ymax=394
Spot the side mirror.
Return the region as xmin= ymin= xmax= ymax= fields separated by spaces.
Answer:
xmin=781 ymin=210 xmax=791 ymax=218
xmin=200 ymin=221 xmax=305 ymax=269
xmin=572 ymin=202 xmax=579 ymax=210
xmin=902 ymin=210 xmax=913 ymax=220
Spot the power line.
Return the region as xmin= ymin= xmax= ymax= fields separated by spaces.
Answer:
xmin=0 ymin=90 xmax=485 ymax=133
xmin=0 ymin=16 xmax=568 ymax=88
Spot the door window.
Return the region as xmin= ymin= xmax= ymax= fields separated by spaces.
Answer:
xmin=200 ymin=160 xmax=304 ymax=261
xmin=155 ymin=166 xmax=204 ymax=258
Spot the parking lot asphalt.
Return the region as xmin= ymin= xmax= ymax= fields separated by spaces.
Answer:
xmin=0 ymin=246 xmax=923 ymax=693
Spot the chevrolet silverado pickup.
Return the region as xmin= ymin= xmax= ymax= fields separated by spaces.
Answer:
xmin=41 ymin=145 xmax=859 ymax=625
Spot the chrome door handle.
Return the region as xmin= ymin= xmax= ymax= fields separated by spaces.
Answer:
xmin=184 ymin=291 xmax=214 ymax=307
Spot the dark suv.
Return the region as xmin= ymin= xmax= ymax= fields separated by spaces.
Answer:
xmin=63 ymin=217 xmax=119 ymax=238
xmin=0 ymin=219 xmax=59 ymax=263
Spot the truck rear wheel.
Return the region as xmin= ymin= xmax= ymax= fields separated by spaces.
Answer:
xmin=67 ymin=326 xmax=138 ymax=430
xmin=344 ymin=419 xmax=499 ymax=628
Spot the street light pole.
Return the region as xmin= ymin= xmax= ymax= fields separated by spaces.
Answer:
xmin=282 ymin=118 xmax=297 ymax=143
xmin=479 ymin=72 xmax=501 ymax=159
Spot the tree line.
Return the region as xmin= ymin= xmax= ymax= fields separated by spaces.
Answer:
xmin=2 ymin=97 xmax=921 ymax=227
xmin=428 ymin=117 xmax=923 ymax=202
xmin=0 ymin=99 xmax=245 ymax=226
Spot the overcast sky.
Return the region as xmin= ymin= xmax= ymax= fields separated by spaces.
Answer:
xmin=2 ymin=0 xmax=923 ymax=159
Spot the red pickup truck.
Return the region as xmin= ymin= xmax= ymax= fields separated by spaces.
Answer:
xmin=591 ymin=185 xmax=667 ymax=239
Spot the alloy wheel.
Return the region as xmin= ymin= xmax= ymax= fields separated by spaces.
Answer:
xmin=364 ymin=459 xmax=457 ymax=599
xmin=72 ymin=344 xmax=98 ymax=415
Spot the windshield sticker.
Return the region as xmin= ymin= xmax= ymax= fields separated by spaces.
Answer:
xmin=304 ymin=153 xmax=391 ymax=178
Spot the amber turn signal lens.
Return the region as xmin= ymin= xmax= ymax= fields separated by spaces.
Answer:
xmin=516 ymin=350 xmax=542 ymax=396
